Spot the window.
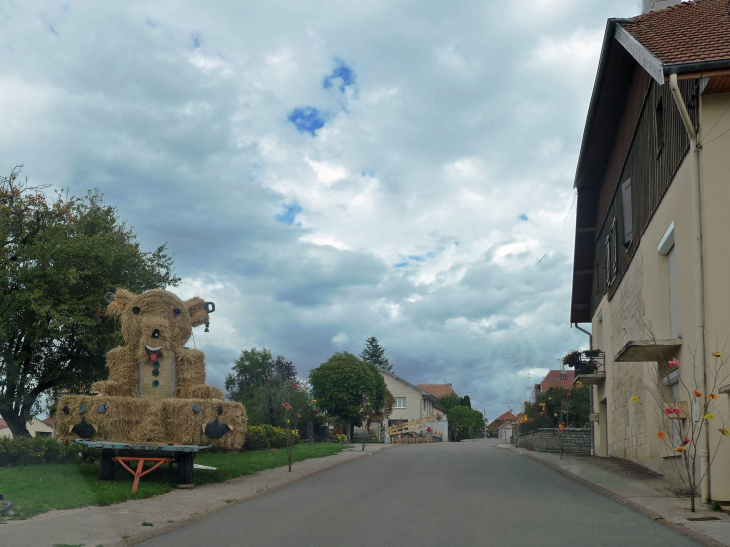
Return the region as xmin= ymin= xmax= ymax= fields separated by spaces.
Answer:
xmin=621 ymin=179 xmax=633 ymax=245
xmin=394 ymin=397 xmax=406 ymax=409
xmin=655 ymin=98 xmax=665 ymax=154
xmin=605 ymin=219 xmax=617 ymax=287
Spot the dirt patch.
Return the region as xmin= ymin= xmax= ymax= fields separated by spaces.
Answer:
xmin=587 ymin=456 xmax=664 ymax=479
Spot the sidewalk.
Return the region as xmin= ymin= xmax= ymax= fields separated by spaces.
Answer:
xmin=497 ymin=443 xmax=730 ymax=547
xmin=0 ymin=444 xmax=392 ymax=547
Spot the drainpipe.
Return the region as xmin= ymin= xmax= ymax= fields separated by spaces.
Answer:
xmin=669 ymin=73 xmax=709 ymax=502
xmin=574 ymin=323 xmax=595 ymax=456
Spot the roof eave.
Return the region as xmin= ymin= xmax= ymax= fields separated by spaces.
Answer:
xmin=573 ymin=18 xmax=634 ymax=190
xmin=665 ymin=58 xmax=730 ymax=76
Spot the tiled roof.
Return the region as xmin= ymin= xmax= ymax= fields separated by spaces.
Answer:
xmin=416 ymin=384 xmax=456 ymax=398
xmin=621 ymin=0 xmax=730 ymax=66
xmin=0 ymin=419 xmax=6 ymax=430
xmin=540 ymin=370 xmax=575 ymax=391
xmin=494 ymin=411 xmax=517 ymax=422
xmin=43 ymin=417 xmax=55 ymax=426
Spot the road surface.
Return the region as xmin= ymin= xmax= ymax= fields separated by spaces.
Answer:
xmin=140 ymin=439 xmax=701 ymax=547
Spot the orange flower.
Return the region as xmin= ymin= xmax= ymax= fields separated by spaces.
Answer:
xmin=657 ymin=431 xmax=666 ymax=440
xmin=708 ymin=393 xmax=719 ymax=400
xmin=694 ymin=390 xmax=703 ymax=398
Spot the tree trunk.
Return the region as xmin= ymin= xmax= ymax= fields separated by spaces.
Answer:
xmin=0 ymin=409 xmax=31 ymax=437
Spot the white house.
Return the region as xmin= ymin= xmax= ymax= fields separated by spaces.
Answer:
xmin=0 ymin=418 xmax=54 ymax=438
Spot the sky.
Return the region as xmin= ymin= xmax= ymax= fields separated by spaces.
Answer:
xmin=0 ymin=0 xmax=642 ymax=422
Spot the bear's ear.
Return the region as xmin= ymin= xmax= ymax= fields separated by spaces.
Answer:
xmin=185 ymin=296 xmax=215 ymax=328
xmin=104 ymin=288 xmax=136 ymax=319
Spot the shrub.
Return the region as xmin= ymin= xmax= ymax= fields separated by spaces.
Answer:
xmin=245 ymin=425 xmax=298 ymax=450
xmin=0 ymin=436 xmax=100 ymax=467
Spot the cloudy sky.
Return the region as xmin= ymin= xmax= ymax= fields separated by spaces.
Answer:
xmin=1 ymin=0 xmax=641 ymax=421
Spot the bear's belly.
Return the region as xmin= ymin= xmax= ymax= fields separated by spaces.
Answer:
xmin=139 ymin=353 xmax=177 ymax=399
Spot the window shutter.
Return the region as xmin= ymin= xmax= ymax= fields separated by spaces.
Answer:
xmin=668 ymin=246 xmax=678 ymax=339
xmin=622 ymin=179 xmax=633 ymax=244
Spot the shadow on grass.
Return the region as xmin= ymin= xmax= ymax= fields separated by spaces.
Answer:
xmin=0 ymin=443 xmax=347 ymax=519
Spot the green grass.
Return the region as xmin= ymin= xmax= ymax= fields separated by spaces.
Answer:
xmin=0 ymin=443 xmax=347 ymax=519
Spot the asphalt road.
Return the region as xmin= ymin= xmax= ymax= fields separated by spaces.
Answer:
xmin=139 ymin=440 xmax=701 ymax=547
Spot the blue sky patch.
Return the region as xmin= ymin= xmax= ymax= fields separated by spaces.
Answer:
xmin=519 ymin=213 xmax=528 ymax=221
xmin=395 ymin=262 xmax=408 ymax=268
xmin=276 ymin=203 xmax=302 ymax=226
xmin=191 ymin=33 xmax=201 ymax=48
xmin=322 ymin=58 xmax=356 ymax=93
xmin=288 ymin=107 xmax=328 ymax=136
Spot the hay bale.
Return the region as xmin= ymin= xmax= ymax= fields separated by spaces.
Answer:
xmin=56 ymin=395 xmax=246 ymax=450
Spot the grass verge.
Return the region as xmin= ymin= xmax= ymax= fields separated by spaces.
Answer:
xmin=0 ymin=443 xmax=348 ymax=520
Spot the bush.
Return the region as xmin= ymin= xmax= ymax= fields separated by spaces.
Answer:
xmin=245 ymin=425 xmax=299 ymax=450
xmin=0 ymin=436 xmax=100 ymax=467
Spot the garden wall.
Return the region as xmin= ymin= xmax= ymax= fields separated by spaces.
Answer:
xmin=517 ymin=428 xmax=591 ymax=455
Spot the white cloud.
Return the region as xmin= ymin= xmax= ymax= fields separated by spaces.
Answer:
xmin=331 ymin=332 xmax=349 ymax=345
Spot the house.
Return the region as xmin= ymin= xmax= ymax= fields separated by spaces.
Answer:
xmin=417 ymin=384 xmax=457 ymax=399
xmin=0 ymin=418 xmax=54 ymax=438
xmin=569 ymin=0 xmax=730 ymax=500
xmin=488 ymin=410 xmax=516 ymax=435
xmin=533 ymin=370 xmax=575 ymax=400
xmin=497 ymin=421 xmax=514 ymax=442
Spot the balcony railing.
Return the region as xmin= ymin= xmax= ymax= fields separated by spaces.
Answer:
xmin=569 ymin=351 xmax=605 ymax=386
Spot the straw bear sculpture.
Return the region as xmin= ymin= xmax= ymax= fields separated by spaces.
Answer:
xmin=55 ymin=289 xmax=246 ymax=449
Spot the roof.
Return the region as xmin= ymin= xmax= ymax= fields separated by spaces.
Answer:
xmin=516 ymin=412 xmax=526 ymax=420
xmin=416 ymin=384 xmax=456 ymax=398
xmin=0 ymin=419 xmax=6 ymax=430
xmin=622 ymin=0 xmax=730 ymax=71
xmin=570 ymin=1 xmax=730 ymax=323
xmin=43 ymin=417 xmax=55 ymax=426
xmin=380 ymin=369 xmax=442 ymax=407
xmin=540 ymin=370 xmax=575 ymax=391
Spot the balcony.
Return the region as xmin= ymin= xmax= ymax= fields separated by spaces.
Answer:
xmin=569 ymin=351 xmax=606 ymax=386
xmin=614 ymin=339 xmax=682 ymax=363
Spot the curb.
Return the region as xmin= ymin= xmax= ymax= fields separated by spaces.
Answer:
xmin=113 ymin=445 xmax=393 ymax=546
xmin=496 ymin=444 xmax=726 ymax=547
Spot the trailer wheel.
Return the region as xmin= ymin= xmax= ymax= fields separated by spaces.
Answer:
xmin=176 ymin=452 xmax=194 ymax=484
xmin=99 ymin=449 xmax=116 ymax=481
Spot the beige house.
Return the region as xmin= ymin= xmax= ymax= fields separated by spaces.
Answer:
xmin=570 ymin=1 xmax=730 ymax=501
xmin=0 ymin=418 xmax=54 ymax=438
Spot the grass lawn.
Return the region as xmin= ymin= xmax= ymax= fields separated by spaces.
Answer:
xmin=0 ymin=443 xmax=349 ymax=520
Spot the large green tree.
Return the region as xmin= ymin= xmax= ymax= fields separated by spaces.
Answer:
xmin=360 ymin=336 xmax=392 ymax=372
xmin=438 ymin=393 xmax=462 ymax=413
xmin=0 ymin=167 xmax=179 ymax=437
xmin=448 ymin=406 xmax=484 ymax=441
xmin=225 ymin=348 xmax=296 ymax=426
xmin=309 ymin=352 xmax=386 ymax=436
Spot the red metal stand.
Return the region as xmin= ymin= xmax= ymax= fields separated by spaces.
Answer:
xmin=113 ymin=456 xmax=173 ymax=493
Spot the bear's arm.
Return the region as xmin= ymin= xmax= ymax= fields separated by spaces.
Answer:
xmin=175 ymin=347 xmax=224 ymax=400
xmin=91 ymin=346 xmax=139 ymax=397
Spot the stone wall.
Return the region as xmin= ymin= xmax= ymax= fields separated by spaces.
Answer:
xmin=517 ymin=428 xmax=591 ymax=455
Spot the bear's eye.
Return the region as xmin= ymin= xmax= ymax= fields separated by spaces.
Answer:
xmin=173 ymin=308 xmax=181 ymax=315
xmin=132 ymin=307 xmax=141 ymax=315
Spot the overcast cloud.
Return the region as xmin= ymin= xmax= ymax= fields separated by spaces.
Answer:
xmin=0 ymin=0 xmax=641 ymax=421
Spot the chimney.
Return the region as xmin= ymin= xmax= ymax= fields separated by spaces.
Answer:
xmin=641 ymin=0 xmax=683 ymax=14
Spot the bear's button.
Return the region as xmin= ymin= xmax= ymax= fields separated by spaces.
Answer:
xmin=192 ymin=405 xmax=201 ymax=413
xmin=98 ymin=404 xmax=106 ymax=414
xmin=79 ymin=405 xmax=87 ymax=414
xmin=152 ymin=369 xmax=160 ymax=377
xmin=152 ymin=380 xmax=159 ymax=388
xmin=153 ymin=362 xmax=160 ymax=369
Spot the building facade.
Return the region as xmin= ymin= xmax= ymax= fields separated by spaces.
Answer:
xmin=570 ymin=0 xmax=730 ymax=500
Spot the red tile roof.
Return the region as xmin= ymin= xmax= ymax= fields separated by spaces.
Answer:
xmin=0 ymin=419 xmax=6 ymax=430
xmin=494 ymin=410 xmax=517 ymax=422
xmin=621 ymin=0 xmax=730 ymax=66
xmin=43 ymin=417 xmax=55 ymax=426
xmin=417 ymin=384 xmax=456 ymax=398
xmin=540 ymin=370 xmax=575 ymax=391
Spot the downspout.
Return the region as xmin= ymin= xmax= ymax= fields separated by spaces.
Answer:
xmin=669 ymin=73 xmax=709 ymax=501
xmin=574 ymin=323 xmax=594 ymax=456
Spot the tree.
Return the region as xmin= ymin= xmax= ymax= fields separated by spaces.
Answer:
xmin=360 ymin=336 xmax=392 ymax=372
xmin=460 ymin=395 xmax=472 ymax=409
xmin=0 ymin=167 xmax=180 ymax=437
xmin=225 ymin=348 xmax=296 ymax=426
xmin=309 ymin=352 xmax=386 ymax=439
xmin=438 ymin=393 xmax=462 ymax=413
xmin=448 ymin=406 xmax=484 ymax=441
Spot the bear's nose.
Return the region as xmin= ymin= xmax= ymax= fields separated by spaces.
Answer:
xmin=151 ymin=329 xmax=160 ymax=339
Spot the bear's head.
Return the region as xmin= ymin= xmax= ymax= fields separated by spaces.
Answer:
xmin=104 ymin=288 xmax=214 ymax=362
